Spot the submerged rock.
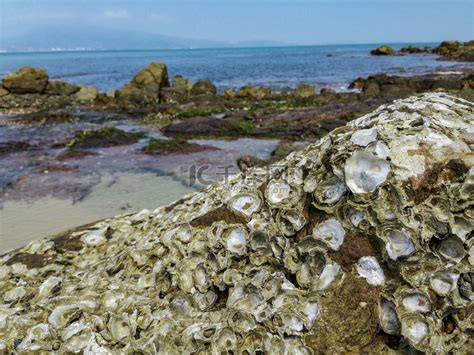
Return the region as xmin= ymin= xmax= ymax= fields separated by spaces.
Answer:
xmin=66 ymin=127 xmax=145 ymax=149
xmin=0 ymin=93 xmax=473 ymax=353
xmin=2 ymin=66 xmax=49 ymax=94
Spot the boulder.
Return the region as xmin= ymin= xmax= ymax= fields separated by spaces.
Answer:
xmin=171 ymin=75 xmax=193 ymax=94
xmin=115 ymin=62 xmax=169 ymax=105
xmin=2 ymin=93 xmax=471 ymax=354
xmin=0 ymin=86 xmax=9 ymax=97
xmin=131 ymin=62 xmax=169 ymax=91
xmin=370 ymin=45 xmax=396 ymax=55
xmin=235 ymin=85 xmax=271 ymax=99
xmin=2 ymin=66 xmax=49 ymax=94
xmin=190 ymin=80 xmax=217 ymax=95
xmin=46 ymin=80 xmax=80 ymax=96
xmin=433 ymin=41 xmax=461 ymax=53
xmin=74 ymin=85 xmax=98 ymax=102
xmin=223 ymin=88 xmax=236 ymax=99
xmin=294 ymin=84 xmax=316 ymax=98
xmin=320 ymin=87 xmax=336 ymax=96
xmin=400 ymin=46 xmax=426 ymax=54
xmin=348 ymin=78 xmax=366 ymax=90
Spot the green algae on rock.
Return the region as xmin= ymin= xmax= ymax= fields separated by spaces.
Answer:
xmin=66 ymin=127 xmax=145 ymax=149
xmin=0 ymin=93 xmax=473 ymax=353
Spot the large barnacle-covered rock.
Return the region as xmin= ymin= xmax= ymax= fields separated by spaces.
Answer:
xmin=0 ymin=93 xmax=473 ymax=353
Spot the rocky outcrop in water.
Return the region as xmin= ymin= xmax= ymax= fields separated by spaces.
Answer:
xmin=370 ymin=41 xmax=474 ymax=61
xmin=370 ymin=45 xmax=396 ymax=55
xmin=433 ymin=40 xmax=474 ymax=62
xmin=115 ymin=62 xmax=170 ymax=107
xmin=0 ymin=93 xmax=472 ymax=353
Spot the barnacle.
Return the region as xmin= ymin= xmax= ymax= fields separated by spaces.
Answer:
xmin=0 ymin=93 xmax=472 ymax=353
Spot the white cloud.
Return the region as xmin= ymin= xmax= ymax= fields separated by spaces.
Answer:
xmin=104 ymin=10 xmax=130 ymax=19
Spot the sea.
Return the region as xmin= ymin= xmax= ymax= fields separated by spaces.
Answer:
xmin=0 ymin=43 xmax=465 ymax=92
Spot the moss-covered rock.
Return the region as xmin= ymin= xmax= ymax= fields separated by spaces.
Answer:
xmin=74 ymin=85 xmax=98 ymax=103
xmin=370 ymin=45 xmax=396 ymax=55
xmin=235 ymin=85 xmax=271 ymax=99
xmin=115 ymin=62 xmax=170 ymax=106
xmin=46 ymin=80 xmax=80 ymax=96
xmin=190 ymin=80 xmax=217 ymax=95
xmin=67 ymin=127 xmax=145 ymax=149
xmin=2 ymin=66 xmax=49 ymax=94
xmin=294 ymin=84 xmax=316 ymax=98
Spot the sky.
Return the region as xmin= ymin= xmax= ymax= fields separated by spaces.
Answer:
xmin=1 ymin=0 xmax=473 ymax=45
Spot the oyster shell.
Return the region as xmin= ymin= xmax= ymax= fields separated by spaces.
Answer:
xmin=356 ymin=256 xmax=385 ymax=286
xmin=344 ymin=151 xmax=390 ymax=194
xmin=0 ymin=93 xmax=472 ymax=353
xmin=228 ymin=192 xmax=262 ymax=219
xmin=385 ymin=230 xmax=416 ymax=260
xmin=312 ymin=219 xmax=345 ymax=251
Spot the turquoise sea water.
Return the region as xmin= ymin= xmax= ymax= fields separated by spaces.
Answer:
xmin=0 ymin=43 xmax=466 ymax=92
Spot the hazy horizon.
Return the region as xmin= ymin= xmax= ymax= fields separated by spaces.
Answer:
xmin=0 ymin=0 xmax=472 ymax=52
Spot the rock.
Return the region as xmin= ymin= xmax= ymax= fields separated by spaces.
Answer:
xmin=66 ymin=127 xmax=145 ymax=149
xmin=223 ymin=88 xmax=236 ymax=99
xmin=171 ymin=75 xmax=193 ymax=94
xmin=115 ymin=62 xmax=170 ymax=105
xmin=190 ymin=80 xmax=217 ymax=95
xmin=370 ymin=45 xmax=396 ymax=55
xmin=400 ymin=46 xmax=426 ymax=54
xmin=1 ymin=93 xmax=472 ymax=354
xmin=294 ymin=84 xmax=316 ymax=98
xmin=0 ymin=86 xmax=9 ymax=97
xmin=46 ymin=80 xmax=80 ymax=96
xmin=433 ymin=41 xmax=462 ymax=55
xmin=142 ymin=138 xmax=212 ymax=155
xmin=433 ymin=40 xmax=474 ymax=62
xmin=0 ymin=141 xmax=30 ymax=156
xmin=2 ymin=66 xmax=49 ymax=94
xmin=236 ymin=155 xmax=267 ymax=172
xmin=131 ymin=62 xmax=169 ymax=91
xmin=320 ymin=88 xmax=336 ymax=96
xmin=360 ymin=82 xmax=381 ymax=98
xmin=271 ymin=142 xmax=295 ymax=160
xmin=349 ymin=78 xmax=366 ymax=90
xmin=74 ymin=85 xmax=98 ymax=102
xmin=163 ymin=116 xmax=257 ymax=138
xmin=235 ymin=85 xmax=271 ymax=99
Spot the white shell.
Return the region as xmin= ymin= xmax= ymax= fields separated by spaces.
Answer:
xmin=225 ymin=227 xmax=248 ymax=255
xmin=401 ymin=316 xmax=429 ymax=344
xmin=385 ymin=230 xmax=416 ymax=260
xmin=81 ymin=228 xmax=106 ymax=246
xmin=350 ymin=128 xmax=377 ymax=146
xmin=312 ymin=219 xmax=345 ymax=251
xmin=402 ymin=292 xmax=431 ymax=313
xmin=356 ymin=256 xmax=385 ymax=286
xmin=38 ymin=276 xmax=62 ymax=299
xmin=344 ymin=151 xmax=390 ymax=194
xmin=430 ymin=272 xmax=459 ymax=296
xmin=315 ymin=262 xmax=340 ymax=290
xmin=228 ymin=193 xmax=261 ymax=219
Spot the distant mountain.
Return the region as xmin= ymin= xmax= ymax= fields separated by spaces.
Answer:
xmin=0 ymin=26 xmax=290 ymax=52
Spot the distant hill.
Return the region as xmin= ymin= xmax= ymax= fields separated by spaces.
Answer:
xmin=0 ymin=26 xmax=290 ymax=52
